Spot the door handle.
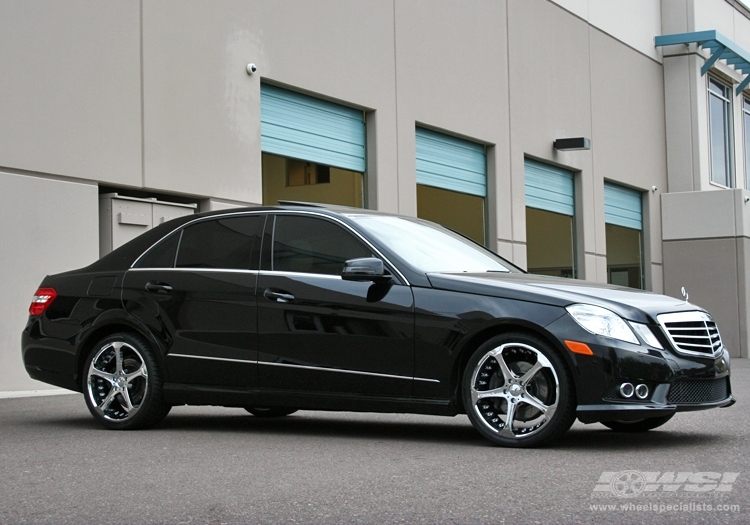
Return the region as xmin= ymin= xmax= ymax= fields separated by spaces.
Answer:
xmin=264 ymin=288 xmax=295 ymax=303
xmin=145 ymin=282 xmax=173 ymax=294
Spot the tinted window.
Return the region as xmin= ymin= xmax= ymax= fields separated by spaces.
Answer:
xmin=136 ymin=231 xmax=180 ymax=268
xmin=176 ymin=216 xmax=263 ymax=270
xmin=273 ymin=215 xmax=371 ymax=275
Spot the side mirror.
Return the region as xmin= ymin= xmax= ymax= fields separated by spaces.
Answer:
xmin=341 ymin=257 xmax=391 ymax=283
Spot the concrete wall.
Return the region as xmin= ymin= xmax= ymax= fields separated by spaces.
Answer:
xmin=507 ymin=0 xmax=667 ymax=290
xmin=662 ymin=189 xmax=750 ymax=357
xmin=551 ymin=0 xmax=663 ymax=62
xmin=0 ymin=1 xmax=142 ymax=185
xmin=0 ymin=171 xmax=99 ymax=391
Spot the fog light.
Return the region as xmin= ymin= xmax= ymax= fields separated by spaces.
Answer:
xmin=635 ymin=384 xmax=649 ymax=399
xmin=619 ymin=382 xmax=634 ymax=398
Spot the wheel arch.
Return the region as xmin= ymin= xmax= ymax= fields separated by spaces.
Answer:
xmin=75 ymin=317 xmax=167 ymax=389
xmin=450 ymin=320 xmax=577 ymax=412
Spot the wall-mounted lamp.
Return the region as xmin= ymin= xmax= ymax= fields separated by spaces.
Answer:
xmin=553 ymin=137 xmax=591 ymax=151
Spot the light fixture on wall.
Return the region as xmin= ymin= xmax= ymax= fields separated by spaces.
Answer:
xmin=553 ymin=137 xmax=591 ymax=151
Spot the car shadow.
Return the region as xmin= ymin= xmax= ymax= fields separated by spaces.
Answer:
xmin=29 ymin=411 xmax=730 ymax=450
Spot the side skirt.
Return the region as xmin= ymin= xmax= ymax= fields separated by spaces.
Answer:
xmin=163 ymin=384 xmax=458 ymax=416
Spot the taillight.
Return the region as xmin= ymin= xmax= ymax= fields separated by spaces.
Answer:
xmin=29 ymin=288 xmax=57 ymax=316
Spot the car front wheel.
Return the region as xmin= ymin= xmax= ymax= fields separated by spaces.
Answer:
xmin=83 ymin=333 xmax=170 ymax=430
xmin=462 ymin=333 xmax=576 ymax=448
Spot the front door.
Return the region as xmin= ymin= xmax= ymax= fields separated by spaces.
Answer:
xmin=257 ymin=213 xmax=415 ymax=396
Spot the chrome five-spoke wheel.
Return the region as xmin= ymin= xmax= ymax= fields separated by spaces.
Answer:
xmin=462 ymin=333 xmax=575 ymax=447
xmin=83 ymin=333 xmax=170 ymax=430
xmin=87 ymin=341 xmax=148 ymax=421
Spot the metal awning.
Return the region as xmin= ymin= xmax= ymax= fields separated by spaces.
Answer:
xmin=655 ymin=30 xmax=750 ymax=95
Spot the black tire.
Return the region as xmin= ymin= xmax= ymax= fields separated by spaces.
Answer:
xmin=244 ymin=407 xmax=298 ymax=418
xmin=462 ymin=332 xmax=576 ymax=448
xmin=83 ymin=332 xmax=171 ymax=430
xmin=601 ymin=414 xmax=674 ymax=432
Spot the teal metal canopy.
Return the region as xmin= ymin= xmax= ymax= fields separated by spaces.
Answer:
xmin=655 ymin=30 xmax=750 ymax=95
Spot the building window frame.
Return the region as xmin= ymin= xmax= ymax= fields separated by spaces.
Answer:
xmin=743 ymin=95 xmax=750 ymax=190
xmin=707 ymin=76 xmax=734 ymax=188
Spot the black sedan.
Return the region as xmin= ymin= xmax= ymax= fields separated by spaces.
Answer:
xmin=22 ymin=204 xmax=734 ymax=447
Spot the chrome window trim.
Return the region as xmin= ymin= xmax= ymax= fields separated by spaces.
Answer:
xmin=128 ymin=267 xmax=260 ymax=274
xmin=168 ymin=353 xmax=255 ymax=364
xmin=657 ymin=311 xmax=723 ymax=358
xmin=258 ymin=361 xmax=439 ymax=383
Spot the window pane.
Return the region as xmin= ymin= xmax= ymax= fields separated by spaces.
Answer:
xmin=417 ymin=184 xmax=486 ymax=245
xmin=262 ymin=153 xmax=364 ymax=208
xmin=708 ymin=78 xmax=733 ymax=187
xmin=744 ymin=98 xmax=750 ymax=190
xmin=526 ymin=207 xmax=575 ymax=278
xmin=349 ymin=215 xmax=514 ymax=273
xmin=273 ymin=216 xmax=371 ymax=275
xmin=606 ymin=223 xmax=643 ymax=289
xmin=176 ymin=216 xmax=263 ymax=269
xmin=136 ymin=231 xmax=180 ymax=268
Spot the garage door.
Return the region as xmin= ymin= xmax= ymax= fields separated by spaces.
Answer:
xmin=415 ymin=127 xmax=486 ymax=197
xmin=524 ymin=159 xmax=574 ymax=215
xmin=260 ymin=84 xmax=366 ymax=173
xmin=604 ymin=182 xmax=642 ymax=230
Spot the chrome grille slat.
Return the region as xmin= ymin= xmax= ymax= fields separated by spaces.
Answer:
xmin=657 ymin=311 xmax=723 ymax=357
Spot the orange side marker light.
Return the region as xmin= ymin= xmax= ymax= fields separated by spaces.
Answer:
xmin=564 ymin=340 xmax=594 ymax=356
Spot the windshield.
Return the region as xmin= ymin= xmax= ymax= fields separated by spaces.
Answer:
xmin=348 ymin=215 xmax=518 ymax=274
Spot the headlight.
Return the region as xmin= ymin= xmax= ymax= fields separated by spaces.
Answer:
xmin=566 ymin=304 xmax=639 ymax=345
xmin=628 ymin=322 xmax=663 ymax=349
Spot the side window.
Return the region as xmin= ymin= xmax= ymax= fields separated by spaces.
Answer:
xmin=272 ymin=215 xmax=372 ymax=275
xmin=175 ymin=215 xmax=264 ymax=270
xmin=136 ymin=231 xmax=180 ymax=268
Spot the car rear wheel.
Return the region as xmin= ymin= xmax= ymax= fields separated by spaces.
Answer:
xmin=83 ymin=333 xmax=170 ymax=430
xmin=601 ymin=414 xmax=674 ymax=432
xmin=244 ymin=407 xmax=298 ymax=417
xmin=462 ymin=333 xmax=576 ymax=448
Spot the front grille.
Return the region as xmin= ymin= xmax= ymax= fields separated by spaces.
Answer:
xmin=657 ymin=311 xmax=722 ymax=357
xmin=667 ymin=378 xmax=729 ymax=404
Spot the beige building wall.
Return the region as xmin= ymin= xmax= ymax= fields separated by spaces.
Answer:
xmin=0 ymin=171 xmax=99 ymax=391
xmin=507 ymin=0 xmax=667 ymax=289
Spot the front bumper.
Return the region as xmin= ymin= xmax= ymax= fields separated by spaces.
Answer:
xmin=577 ymin=395 xmax=736 ymax=424
xmin=545 ymin=313 xmax=735 ymax=424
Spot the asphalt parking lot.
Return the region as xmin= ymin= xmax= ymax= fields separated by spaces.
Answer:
xmin=1 ymin=359 xmax=748 ymax=525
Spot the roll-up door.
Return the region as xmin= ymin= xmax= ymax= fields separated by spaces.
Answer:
xmin=604 ymin=182 xmax=642 ymax=230
xmin=524 ymin=159 xmax=574 ymax=215
xmin=415 ymin=127 xmax=486 ymax=197
xmin=604 ymin=182 xmax=643 ymax=289
xmin=260 ymin=84 xmax=365 ymax=173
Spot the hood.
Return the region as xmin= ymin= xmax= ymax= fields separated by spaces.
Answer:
xmin=426 ymin=272 xmax=702 ymax=324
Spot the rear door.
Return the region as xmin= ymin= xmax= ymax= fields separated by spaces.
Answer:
xmin=122 ymin=213 xmax=264 ymax=387
xmin=257 ymin=213 xmax=415 ymax=396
